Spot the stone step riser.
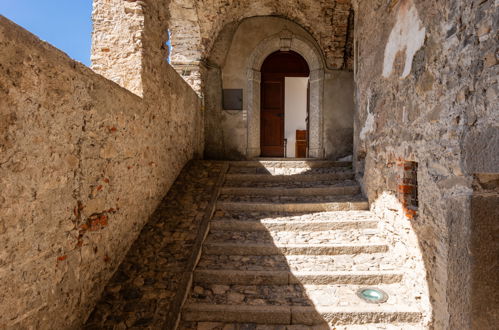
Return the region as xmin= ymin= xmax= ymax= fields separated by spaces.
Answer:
xmin=229 ymin=161 xmax=352 ymax=168
xmin=210 ymin=220 xmax=378 ymax=232
xmin=220 ymin=186 xmax=360 ymax=196
xmin=182 ymin=304 xmax=422 ymax=325
xmin=193 ymin=270 xmax=403 ymax=286
xmin=225 ymin=172 xmax=354 ymax=182
xmin=203 ymin=243 xmax=389 ymax=256
xmin=217 ymin=201 xmax=369 ymax=212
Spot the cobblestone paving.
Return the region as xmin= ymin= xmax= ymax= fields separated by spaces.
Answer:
xmin=84 ymin=161 xmax=225 ymax=329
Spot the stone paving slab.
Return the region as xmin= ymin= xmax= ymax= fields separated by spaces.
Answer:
xmin=83 ymin=161 xmax=226 ymax=329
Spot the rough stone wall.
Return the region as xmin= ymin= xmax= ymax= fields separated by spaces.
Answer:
xmin=168 ymin=0 xmax=355 ymax=91
xmin=352 ymin=0 xmax=498 ymax=328
xmin=470 ymin=174 xmax=499 ymax=329
xmin=0 ymin=12 xmax=202 ymax=329
xmin=92 ymin=0 xmax=145 ymax=96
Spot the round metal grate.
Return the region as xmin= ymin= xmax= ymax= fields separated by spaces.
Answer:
xmin=356 ymin=287 xmax=389 ymax=303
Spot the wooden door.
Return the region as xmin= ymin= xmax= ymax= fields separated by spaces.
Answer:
xmin=260 ymin=77 xmax=284 ymax=157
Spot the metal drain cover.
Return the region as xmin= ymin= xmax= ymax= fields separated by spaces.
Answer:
xmin=356 ymin=287 xmax=388 ymax=303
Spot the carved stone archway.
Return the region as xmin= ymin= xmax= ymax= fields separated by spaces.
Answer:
xmin=246 ymin=30 xmax=325 ymax=158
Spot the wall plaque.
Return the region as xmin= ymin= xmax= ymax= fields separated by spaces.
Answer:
xmin=223 ymin=89 xmax=243 ymax=110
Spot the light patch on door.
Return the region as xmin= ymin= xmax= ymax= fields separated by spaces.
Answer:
xmin=382 ymin=0 xmax=426 ymax=79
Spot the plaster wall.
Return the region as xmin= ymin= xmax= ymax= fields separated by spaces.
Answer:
xmin=324 ymin=71 xmax=355 ymax=159
xmin=284 ymin=77 xmax=308 ymax=158
xmin=0 ymin=12 xmax=203 ymax=329
xmin=204 ymin=16 xmax=354 ymax=160
xmin=352 ymin=0 xmax=498 ymax=328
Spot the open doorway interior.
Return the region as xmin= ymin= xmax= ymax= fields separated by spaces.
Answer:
xmin=260 ymin=51 xmax=310 ymax=157
xmin=285 ymin=77 xmax=309 ymax=158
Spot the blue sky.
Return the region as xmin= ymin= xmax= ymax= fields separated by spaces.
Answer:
xmin=0 ymin=1 xmax=93 ymax=66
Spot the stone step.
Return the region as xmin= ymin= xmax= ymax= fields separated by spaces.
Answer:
xmin=224 ymin=172 xmax=355 ymax=183
xmin=229 ymin=160 xmax=352 ymax=168
xmin=179 ymin=321 xmax=425 ymax=330
xmin=222 ymin=179 xmax=358 ymax=189
xmin=210 ymin=218 xmax=378 ymax=232
xmin=182 ymin=304 xmax=422 ymax=325
xmin=197 ymin=254 xmax=402 ymax=273
xmin=205 ymin=228 xmax=383 ymax=246
xmin=218 ymin=194 xmax=365 ymax=204
xmin=203 ymin=242 xmax=388 ymax=256
xmin=193 ymin=269 xmax=404 ymax=285
xmin=227 ymin=167 xmax=353 ymax=176
xmin=212 ymin=210 xmax=378 ymax=221
xmin=220 ymin=185 xmax=360 ymax=196
xmin=217 ymin=200 xmax=369 ymax=212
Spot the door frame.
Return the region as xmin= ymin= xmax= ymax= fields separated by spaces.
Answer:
xmin=246 ymin=31 xmax=325 ymax=159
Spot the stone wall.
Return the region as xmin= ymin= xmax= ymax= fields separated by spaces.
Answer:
xmin=352 ymin=0 xmax=498 ymax=328
xmin=204 ymin=16 xmax=354 ymax=160
xmin=168 ymin=0 xmax=354 ymax=93
xmin=0 ymin=12 xmax=203 ymax=329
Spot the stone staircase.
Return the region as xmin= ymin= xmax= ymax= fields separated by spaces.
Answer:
xmin=179 ymin=160 xmax=425 ymax=329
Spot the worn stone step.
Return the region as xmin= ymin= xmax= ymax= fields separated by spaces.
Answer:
xmin=217 ymin=200 xmax=369 ymax=212
xmin=197 ymin=254 xmax=402 ymax=273
xmin=229 ymin=160 xmax=352 ymax=168
xmin=212 ymin=210 xmax=378 ymax=221
xmin=182 ymin=304 xmax=422 ymax=325
xmin=179 ymin=321 xmax=425 ymax=330
xmin=187 ymin=282 xmax=422 ymax=308
xmin=220 ymin=185 xmax=360 ymax=196
xmin=203 ymin=242 xmax=388 ymax=256
xmin=218 ymin=194 xmax=365 ymax=204
xmin=224 ymin=172 xmax=355 ymax=183
xmin=193 ymin=269 xmax=404 ymax=285
xmin=205 ymin=228 xmax=383 ymax=246
xmin=227 ymin=167 xmax=353 ymax=176
xmin=210 ymin=218 xmax=378 ymax=232
xmin=223 ymin=179 xmax=358 ymax=189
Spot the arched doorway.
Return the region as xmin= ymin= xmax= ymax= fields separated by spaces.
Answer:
xmin=260 ymin=51 xmax=310 ymax=157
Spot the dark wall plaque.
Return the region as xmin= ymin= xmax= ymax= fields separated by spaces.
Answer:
xmin=223 ymin=89 xmax=243 ymax=110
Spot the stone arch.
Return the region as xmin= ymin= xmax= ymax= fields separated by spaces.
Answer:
xmin=246 ymin=30 xmax=325 ymax=158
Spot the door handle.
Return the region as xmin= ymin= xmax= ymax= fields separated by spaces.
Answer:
xmin=276 ymin=113 xmax=284 ymax=117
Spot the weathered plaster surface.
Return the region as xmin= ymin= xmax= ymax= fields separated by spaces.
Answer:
xmin=0 ymin=10 xmax=203 ymax=329
xmin=382 ymin=0 xmax=426 ymax=78
xmin=352 ymin=0 xmax=498 ymax=328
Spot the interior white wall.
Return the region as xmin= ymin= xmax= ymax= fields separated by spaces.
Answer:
xmin=285 ymin=77 xmax=309 ymax=157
